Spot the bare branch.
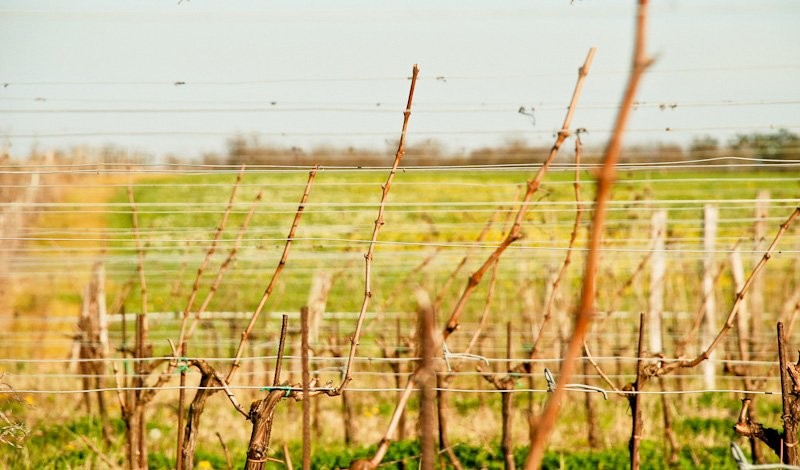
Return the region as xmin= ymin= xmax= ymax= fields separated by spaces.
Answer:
xmin=526 ymin=2 xmax=653 ymax=467
xmin=227 ymin=167 xmax=319 ymax=381
xmin=651 ymin=206 xmax=800 ymax=377
xmin=529 ymin=132 xmax=585 ymax=360
xmin=335 ymin=64 xmax=420 ymax=394
xmin=216 ymin=432 xmax=233 ymax=470
xmin=176 ymin=166 xmax=244 ymax=354
xmin=433 ymin=209 xmax=499 ymax=312
xmin=582 ymin=341 xmax=621 ymax=393
xmin=187 ymin=190 xmax=264 ymax=340
xmin=443 ymin=48 xmax=597 ymax=340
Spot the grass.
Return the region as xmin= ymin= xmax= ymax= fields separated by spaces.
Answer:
xmin=0 ymin=415 xmax=741 ymax=469
xmin=95 ymin=167 xmax=799 ymax=316
xmin=0 ymin=374 xmax=792 ymax=469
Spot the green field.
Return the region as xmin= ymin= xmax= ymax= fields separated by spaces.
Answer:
xmin=2 ymin=166 xmax=799 ymax=468
xmin=101 ymin=167 xmax=800 ymax=317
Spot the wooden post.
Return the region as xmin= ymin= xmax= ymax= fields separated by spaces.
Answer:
xmin=437 ymin=376 xmax=463 ymax=470
xmin=307 ymin=272 xmax=332 ymax=344
xmin=292 ymin=272 xmax=332 ymax=382
xmin=751 ymin=191 xmax=769 ymax=346
xmin=501 ymin=322 xmax=516 ymax=470
xmin=176 ymin=342 xmax=187 ymax=470
xmin=658 ymin=379 xmax=679 ymax=465
xmin=76 ymin=263 xmax=113 ymax=445
xmin=628 ymin=313 xmax=646 ymax=470
xmin=702 ymin=205 xmax=718 ymax=389
xmin=777 ymin=322 xmax=799 ymax=465
xmin=648 ymin=210 xmax=666 ymax=354
xmin=301 ymin=307 xmax=311 ymax=470
xmin=395 ymin=318 xmax=406 ymax=443
xmin=650 ymin=211 xmax=672 ymax=462
xmin=583 ymin=354 xmax=601 ymax=448
xmin=730 ymin=248 xmax=751 ymax=365
xmin=335 ymin=317 xmax=356 ymax=446
xmin=78 ymin=283 xmax=93 ymax=413
xmin=417 ymin=292 xmax=436 ymax=470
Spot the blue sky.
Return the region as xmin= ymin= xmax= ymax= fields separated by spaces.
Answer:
xmin=1 ymin=0 xmax=798 ymax=159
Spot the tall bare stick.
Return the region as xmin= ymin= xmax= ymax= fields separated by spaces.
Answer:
xmin=525 ymin=2 xmax=652 ymax=467
xmin=176 ymin=340 xmax=187 ymax=470
xmin=127 ymin=178 xmax=149 ymax=470
xmin=701 ymin=204 xmax=719 ymax=389
xmin=177 ymin=174 xmax=313 ymax=468
xmin=443 ymin=48 xmax=596 ymax=339
xmin=777 ymin=322 xmax=798 ymax=464
xmin=433 ymin=210 xmax=499 ymax=312
xmin=186 ymin=190 xmax=264 ymax=340
xmin=417 ymin=291 xmax=437 ymax=470
xmin=464 ymin=203 xmax=517 ymax=354
xmin=176 ymin=166 xmax=244 ymax=353
xmin=464 ymin=259 xmax=501 ymax=355
xmin=217 ymin=432 xmax=233 ymax=470
xmin=648 ymin=210 xmax=666 ymax=354
xmin=335 ymin=64 xmax=420 ymax=394
xmin=627 ymin=314 xmax=646 ymax=470
xmin=528 ymin=132 xmax=585 ymax=360
xmin=228 ymin=167 xmax=318 ymax=381
xmin=301 ymin=307 xmax=311 ymax=470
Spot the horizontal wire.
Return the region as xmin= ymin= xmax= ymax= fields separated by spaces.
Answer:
xmin=0 ymin=355 xmax=781 ymax=366
xmin=2 ymin=63 xmax=799 ymax=86
xmin=0 ymin=385 xmax=786 ymax=396
xmin=4 ymin=126 xmax=800 ymax=140
xmin=4 ymin=235 xmax=783 ymax=250
xmin=3 ymin=197 xmax=798 ymax=208
xmin=1 ymin=157 xmax=797 ymax=169
xmin=1 ymin=369 xmax=783 ymax=382
xmin=2 ymin=96 xmax=799 ymax=110
xmin=2 ymin=203 xmax=796 ymax=217
xmin=13 ymin=215 xmax=791 ymax=233
xmin=14 ymin=215 xmax=789 ymax=233
xmin=2 ymin=237 xmax=798 ymax=255
xmin=2 ymin=331 xmax=786 ymax=344
xmin=0 ymin=157 xmax=798 ymax=175
xmin=0 ymin=175 xmax=799 ymax=190
xmin=0 ymin=158 xmax=798 ymax=175
xmin=4 ymin=98 xmax=800 ymax=114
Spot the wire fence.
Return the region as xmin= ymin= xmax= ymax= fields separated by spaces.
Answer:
xmin=1 ymin=4 xmax=799 ymax=467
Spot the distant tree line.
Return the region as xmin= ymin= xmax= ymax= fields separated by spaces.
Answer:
xmin=217 ymin=129 xmax=799 ymax=168
xmin=691 ymin=128 xmax=800 ymax=162
xmin=6 ymin=129 xmax=798 ymax=168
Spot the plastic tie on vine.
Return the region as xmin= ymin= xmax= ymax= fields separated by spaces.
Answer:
xmin=260 ymin=385 xmax=293 ymax=397
xmin=544 ymin=367 xmax=608 ymax=400
xmin=175 ymin=357 xmax=189 ymax=373
xmin=441 ymin=341 xmax=489 ymax=372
